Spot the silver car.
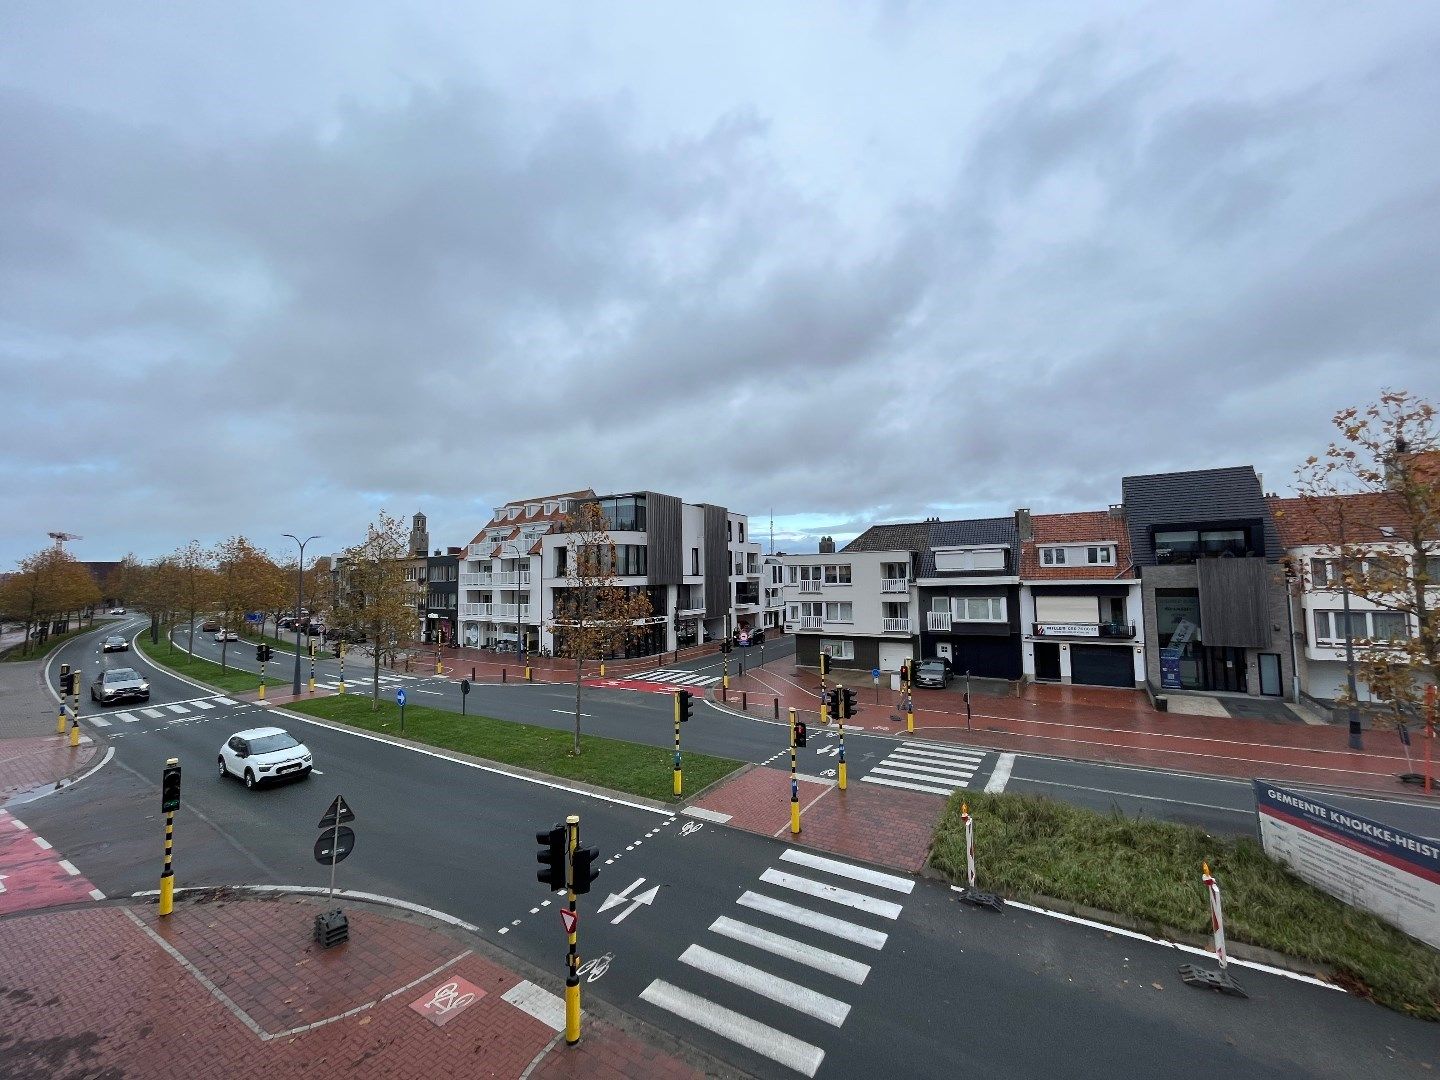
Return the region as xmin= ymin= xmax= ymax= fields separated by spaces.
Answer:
xmin=102 ymin=635 xmax=129 ymax=652
xmin=915 ymin=660 xmax=952 ymax=688
xmin=91 ymin=667 xmax=151 ymax=705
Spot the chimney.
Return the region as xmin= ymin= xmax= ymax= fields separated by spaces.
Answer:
xmin=818 ymin=536 xmax=836 ymax=554
xmin=1108 ymin=503 xmax=1124 ymax=519
xmin=1014 ymin=508 xmax=1033 ymax=541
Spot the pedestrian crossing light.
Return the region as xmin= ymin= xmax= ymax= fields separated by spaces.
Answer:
xmin=818 ymin=653 xmax=830 ymax=677
xmin=536 ymin=824 xmax=567 ymax=890
xmin=675 ymin=689 xmax=693 ymax=723
xmin=840 ymin=688 xmax=858 ymax=720
xmin=794 ymin=720 xmax=808 ymax=747
xmin=160 ymin=759 xmax=182 ymax=813
xmin=571 ymin=845 xmax=601 ymax=895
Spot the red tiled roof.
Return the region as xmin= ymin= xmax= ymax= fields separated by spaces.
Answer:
xmin=465 ymin=488 xmax=595 ymax=547
xmin=1020 ymin=510 xmax=1134 ymax=580
xmin=1266 ymin=493 xmax=1429 ymax=547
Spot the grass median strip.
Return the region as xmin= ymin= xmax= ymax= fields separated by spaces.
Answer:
xmin=286 ymin=693 xmax=744 ymax=805
xmin=134 ymin=630 xmax=286 ymax=695
xmin=931 ymin=791 xmax=1440 ymax=1021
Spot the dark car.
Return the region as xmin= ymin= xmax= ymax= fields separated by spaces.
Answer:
xmin=91 ymin=667 xmax=150 ymax=705
xmin=202 ymin=619 xmax=220 ymax=632
xmin=101 ymin=635 xmax=129 ymax=652
xmin=915 ymin=660 xmax=952 ymax=688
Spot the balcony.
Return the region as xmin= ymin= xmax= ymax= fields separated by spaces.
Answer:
xmin=494 ymin=571 xmax=532 ymax=586
xmin=459 ymin=573 xmax=493 ymax=588
xmin=882 ymin=578 xmax=909 ymax=594
xmin=493 ymin=604 xmax=533 ymax=621
xmin=1154 ymin=539 xmax=1254 ymax=564
xmin=882 ymin=618 xmax=911 ymax=633
xmin=466 ymin=543 xmax=489 ymax=559
xmin=799 ymin=581 xmax=822 ymax=594
xmin=1033 ymin=621 xmax=1136 ymax=639
xmin=461 ymin=603 xmax=492 ymax=618
xmin=799 ymin=617 xmax=823 ymax=630
xmin=927 ymin=612 xmax=952 ymax=631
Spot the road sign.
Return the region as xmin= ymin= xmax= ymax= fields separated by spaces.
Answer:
xmin=395 ymin=688 xmax=407 ymax=707
xmin=559 ymin=908 xmax=578 ymax=934
xmin=314 ymin=825 xmax=356 ymax=864
xmin=739 ymin=631 xmax=750 ymax=646
xmin=317 ymin=795 xmax=356 ymax=829
xmin=871 ymin=667 xmax=881 ymax=680
xmin=460 ymin=679 xmax=470 ymax=695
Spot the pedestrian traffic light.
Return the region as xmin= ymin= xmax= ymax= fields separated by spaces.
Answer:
xmin=571 ymin=845 xmax=601 ymax=895
xmin=675 ymin=689 xmax=693 ymax=723
xmin=818 ymin=653 xmax=830 ymax=677
xmin=58 ymin=671 xmax=72 ymax=695
xmin=826 ymin=688 xmax=840 ymax=717
xmin=899 ymin=661 xmax=910 ymax=685
xmin=841 ymin=688 xmax=858 ymax=719
xmin=794 ymin=720 xmax=808 ymax=747
xmin=160 ymin=759 xmax=182 ymax=813
xmin=536 ymin=824 xmax=567 ymax=889
xmin=720 ymin=638 xmax=731 ymax=654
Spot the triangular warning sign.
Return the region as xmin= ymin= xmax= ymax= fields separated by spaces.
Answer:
xmin=318 ymin=795 xmax=356 ymax=830
xmin=559 ymin=909 xmax=577 ymax=934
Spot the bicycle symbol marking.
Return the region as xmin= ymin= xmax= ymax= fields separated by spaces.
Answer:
xmin=679 ymin=821 xmax=704 ymax=837
xmin=426 ymin=981 xmax=476 ymax=1014
xmin=578 ymin=952 xmax=613 ymax=983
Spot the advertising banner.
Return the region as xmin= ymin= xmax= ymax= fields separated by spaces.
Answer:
xmin=1254 ymin=782 xmax=1440 ymax=949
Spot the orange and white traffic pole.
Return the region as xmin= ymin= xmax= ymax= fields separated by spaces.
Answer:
xmin=1203 ymin=861 xmax=1228 ymax=969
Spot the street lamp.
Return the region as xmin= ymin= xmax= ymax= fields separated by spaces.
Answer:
xmin=500 ymin=542 xmax=527 ymax=662
xmin=283 ymin=534 xmax=320 ymax=697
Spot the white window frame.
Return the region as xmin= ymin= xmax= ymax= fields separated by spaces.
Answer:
xmin=1087 ymin=546 xmax=1113 ymax=565
xmin=955 ymin=596 xmax=1006 ymax=623
xmin=820 ymin=639 xmax=855 ymax=660
xmin=823 ymin=602 xmax=853 ymax=623
xmin=823 ymin=564 xmax=852 ymax=585
xmin=1041 ymin=547 xmax=1065 ymax=566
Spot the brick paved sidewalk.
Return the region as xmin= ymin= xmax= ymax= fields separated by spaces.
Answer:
xmin=0 ymin=890 xmax=711 ymax=1080
xmin=718 ymin=662 xmax=1433 ymax=796
xmin=0 ymin=658 xmax=101 ymax=802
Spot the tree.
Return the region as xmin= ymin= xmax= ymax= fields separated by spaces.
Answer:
xmin=173 ymin=541 xmax=216 ymax=656
xmin=0 ymin=547 xmax=101 ymax=655
xmin=132 ymin=556 xmax=185 ymax=646
xmin=106 ymin=554 xmax=145 ymax=607
xmin=213 ymin=537 xmax=280 ymax=672
xmin=547 ymin=501 xmax=657 ymax=754
xmin=1290 ymin=390 xmax=1439 ymax=735
xmin=335 ymin=511 xmax=416 ymax=711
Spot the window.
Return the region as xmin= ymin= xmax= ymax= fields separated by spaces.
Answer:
xmin=823 ymin=564 xmax=852 ymax=585
xmin=1041 ymin=548 xmax=1065 ymax=565
xmin=823 ymin=602 xmax=853 ymax=623
xmin=1362 ymin=554 xmax=1407 ymax=585
xmin=799 ymin=602 xmax=822 ymax=619
xmin=788 ymin=605 xmax=800 ymax=621
xmin=692 ymin=548 xmax=700 ymax=576
xmin=1424 ymin=554 xmax=1440 ymax=583
xmin=1371 ymin=612 xmax=1410 ymax=641
xmin=820 ymin=639 xmax=855 ymax=660
xmin=957 ymin=597 xmax=1006 ymax=622
xmin=554 ymin=546 xmax=568 ymax=577
xmin=1310 ymin=558 xmax=1338 ymax=586
xmin=1314 ymin=610 xmax=1410 ymax=642
xmin=739 ymin=522 xmax=745 ymax=543
xmin=931 ymin=596 xmax=950 ymax=612
xmin=1087 ymin=547 xmax=1113 ymax=565
xmin=735 ymin=556 xmax=744 ymax=575
xmin=727 ymin=521 xmax=733 ymax=541
xmin=934 ymin=548 xmax=1006 ymax=572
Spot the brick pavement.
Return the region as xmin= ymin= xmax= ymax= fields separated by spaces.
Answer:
xmin=0 ymin=808 xmax=105 ymax=915
xmin=0 ymin=891 xmax=709 ymax=1080
xmin=0 ymin=657 xmax=101 ymax=802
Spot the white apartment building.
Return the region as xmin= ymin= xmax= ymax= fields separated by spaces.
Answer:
xmin=780 ymin=539 xmax=917 ymax=672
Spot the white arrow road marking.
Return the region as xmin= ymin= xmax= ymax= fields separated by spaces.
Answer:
xmin=598 ymin=877 xmax=647 ymax=913
xmin=597 ymin=876 xmax=659 ymax=923
xmin=814 ymin=744 xmax=839 ymax=757
xmin=610 ymin=884 xmax=659 ymax=924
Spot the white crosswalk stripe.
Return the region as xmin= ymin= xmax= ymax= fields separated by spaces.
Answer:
xmin=630 ymin=668 xmax=721 ymax=687
xmin=114 ymin=712 xmax=140 ymax=724
xmin=88 ymin=715 xmax=112 ymax=727
xmin=188 ymin=699 xmax=216 ymax=710
xmin=640 ymin=849 xmax=911 ymax=1076
xmin=165 ymin=704 xmax=191 ymax=714
xmin=860 ymin=742 xmax=987 ymax=797
xmin=140 ymin=708 xmax=166 ymax=719
xmin=212 ymin=697 xmax=238 ymax=705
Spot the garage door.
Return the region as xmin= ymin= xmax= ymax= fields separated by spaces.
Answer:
xmin=1070 ymin=645 xmax=1134 ymax=688
xmin=948 ymin=637 xmax=1022 ymax=680
xmin=878 ymin=642 xmax=913 ymax=672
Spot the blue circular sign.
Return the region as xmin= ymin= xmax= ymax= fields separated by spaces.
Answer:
xmin=871 ymin=667 xmax=881 ymax=680
xmin=395 ymin=688 xmax=407 ymax=707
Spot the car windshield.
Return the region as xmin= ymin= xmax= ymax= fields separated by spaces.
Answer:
xmin=106 ymin=669 xmax=141 ymax=681
xmin=248 ymin=733 xmax=300 ymax=755
xmin=919 ymin=663 xmax=943 ymax=673
xmin=106 ymin=637 xmax=125 ymax=644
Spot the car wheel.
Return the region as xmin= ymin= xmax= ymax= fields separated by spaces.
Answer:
xmin=244 ymin=770 xmax=256 ymax=790
xmin=217 ymin=757 xmax=228 ymax=779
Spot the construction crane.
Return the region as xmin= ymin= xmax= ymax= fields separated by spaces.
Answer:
xmin=48 ymin=532 xmax=83 ymax=548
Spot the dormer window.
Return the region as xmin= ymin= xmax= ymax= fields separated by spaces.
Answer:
xmin=1041 ymin=548 xmax=1066 ymax=566
xmin=508 ymin=507 xmax=520 ymax=520
xmin=526 ymin=504 xmax=539 ymax=516
xmin=544 ymin=501 xmax=556 ymax=515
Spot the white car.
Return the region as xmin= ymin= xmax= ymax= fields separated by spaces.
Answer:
xmin=214 ymin=629 xmax=239 ymax=642
xmin=218 ymin=727 xmax=313 ymax=789
xmin=109 ymin=607 xmax=127 ymax=615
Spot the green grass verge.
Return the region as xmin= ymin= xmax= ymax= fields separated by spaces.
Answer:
xmin=0 ymin=622 xmax=104 ymax=662
xmin=286 ymin=693 xmax=745 ymax=805
xmin=133 ymin=626 xmax=286 ymax=695
xmin=930 ymin=791 xmax=1440 ymax=1020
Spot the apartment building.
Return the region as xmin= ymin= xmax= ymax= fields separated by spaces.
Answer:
xmin=780 ymin=537 xmax=916 ymax=671
xmin=424 ymin=547 xmax=462 ymax=645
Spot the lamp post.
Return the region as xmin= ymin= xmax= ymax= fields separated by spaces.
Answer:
xmin=501 ymin=542 xmax=527 ymax=664
xmin=283 ymin=534 xmax=319 ymax=697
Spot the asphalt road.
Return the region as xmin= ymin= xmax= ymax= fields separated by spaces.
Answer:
xmin=13 ymin=619 xmax=1437 ymax=1078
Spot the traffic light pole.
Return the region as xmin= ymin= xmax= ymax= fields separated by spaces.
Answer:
xmin=722 ymin=614 xmax=731 ymax=691
xmin=57 ymin=665 xmax=70 ymax=734
xmin=673 ymin=693 xmax=683 ymax=797
xmin=158 ymin=757 xmax=180 ymax=917
xmin=338 ymin=642 xmax=345 ymax=694
xmin=565 ymin=813 xmax=581 ymax=1046
xmin=819 ymin=653 xmax=830 ymax=726
xmin=838 ymin=692 xmax=848 ymax=791
xmin=309 ymin=642 xmax=317 ymax=694
xmin=69 ymin=677 xmax=81 ymax=748
xmin=789 ymin=707 xmax=801 ymax=835
xmin=258 ymin=652 xmax=266 ymax=700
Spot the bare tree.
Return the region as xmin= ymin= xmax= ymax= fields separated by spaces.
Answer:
xmin=547 ymin=501 xmax=657 ymax=754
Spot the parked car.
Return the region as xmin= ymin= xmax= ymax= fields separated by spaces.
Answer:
xmin=101 ymin=635 xmax=129 ymax=652
xmin=278 ymin=617 xmax=294 ymax=631
xmin=218 ymin=727 xmax=313 ymax=789
xmin=202 ymin=619 xmax=220 ymax=632
xmin=214 ymin=629 xmax=238 ymax=642
xmin=91 ymin=668 xmax=150 ymax=705
xmin=914 ymin=660 xmax=952 ymax=688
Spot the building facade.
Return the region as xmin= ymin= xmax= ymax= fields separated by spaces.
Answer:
xmin=780 ymin=541 xmax=916 ymax=671
xmin=425 ymin=547 xmax=461 ymax=645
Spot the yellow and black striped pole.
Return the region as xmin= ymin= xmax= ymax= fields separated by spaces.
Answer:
xmin=309 ymin=641 xmax=317 ymax=693
xmin=789 ymin=707 xmax=801 ymax=835
xmin=819 ymin=652 xmax=830 ymax=725
xmin=158 ymin=757 xmax=180 ymax=916
xmin=337 ymin=642 xmax=345 ymax=694
xmin=673 ymin=692 xmax=683 ymax=797
xmin=57 ymin=666 xmax=70 ymax=734
xmin=564 ymin=814 xmax=581 ymax=1045
xmin=69 ymin=676 xmax=81 ymax=748
xmin=837 ymin=689 xmax=848 ymax=790
xmin=258 ymin=652 xmax=266 ymax=701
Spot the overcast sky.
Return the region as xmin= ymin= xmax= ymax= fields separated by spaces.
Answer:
xmin=3 ymin=2 xmax=1438 ymax=567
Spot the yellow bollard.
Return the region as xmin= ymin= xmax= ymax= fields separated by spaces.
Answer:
xmin=258 ymin=683 xmax=266 ymax=701
xmin=436 ymin=658 xmax=443 ymax=675
xmin=159 ymin=873 xmax=174 ymax=916
xmin=57 ymin=706 xmax=67 ymax=735
xmin=599 ymin=662 xmax=605 ymax=677
xmin=69 ymin=718 xmax=80 ymax=748
xmin=525 ymin=665 xmax=532 ymax=682
xmin=565 ymin=980 xmax=581 ymax=1045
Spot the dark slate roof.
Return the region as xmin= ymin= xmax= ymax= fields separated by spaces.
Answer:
xmin=1120 ymin=466 xmax=1283 ymax=563
xmin=842 ymin=522 xmax=933 ymax=553
xmin=919 ymin=516 xmax=1019 ymax=576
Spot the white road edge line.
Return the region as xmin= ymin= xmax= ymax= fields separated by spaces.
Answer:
xmin=639 ymin=980 xmax=825 ymax=1078
xmin=985 ymin=752 xmax=1016 ymax=794
xmin=1012 ymin=777 xmax=1254 ymax=815
xmin=129 ymin=884 xmax=481 ymax=932
xmin=682 ymin=806 xmax=732 ymax=823
xmin=997 ymin=896 xmax=1343 ymax=990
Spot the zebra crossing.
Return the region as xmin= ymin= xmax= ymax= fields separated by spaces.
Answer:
xmin=313 ymin=672 xmax=417 ymax=690
xmin=88 ymin=695 xmax=240 ymax=726
xmin=628 ymin=668 xmax=721 ymax=688
xmin=639 ymin=848 xmax=913 ymax=1077
xmin=859 ymin=741 xmax=986 ymax=796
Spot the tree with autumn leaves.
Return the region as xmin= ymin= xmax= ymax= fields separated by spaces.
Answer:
xmin=1289 ymin=390 xmax=1439 ymax=738
xmin=0 ymin=546 xmax=102 ymax=655
xmin=547 ymin=501 xmax=657 ymax=754
xmin=333 ymin=511 xmax=419 ymax=711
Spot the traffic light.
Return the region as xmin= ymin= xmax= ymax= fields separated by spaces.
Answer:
xmin=256 ymin=643 xmax=273 ymax=663
xmin=571 ymin=845 xmax=601 ymax=895
xmin=676 ymin=689 xmax=693 ymax=723
xmin=793 ymin=720 xmax=808 ymax=747
xmin=58 ymin=671 xmax=72 ymax=695
xmin=899 ymin=661 xmax=910 ymax=685
xmin=160 ymin=759 xmax=182 ymax=813
xmin=841 ymin=688 xmax=857 ymax=720
xmin=826 ymin=687 xmax=840 ymax=718
xmin=720 ymin=638 xmax=732 ymax=654
xmin=818 ymin=653 xmax=830 ymax=677
xmin=536 ymin=824 xmax=567 ymax=889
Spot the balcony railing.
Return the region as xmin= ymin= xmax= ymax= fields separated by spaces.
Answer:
xmin=798 ymin=581 xmax=822 ymax=593
xmin=459 ymin=573 xmax=493 ymax=588
xmin=1154 ymin=539 xmax=1254 ymax=564
xmin=882 ymin=618 xmax=911 ymax=633
xmin=460 ymin=603 xmax=492 ymax=617
xmin=466 ymin=544 xmax=489 ymax=559
xmin=927 ymin=612 xmax=952 ymax=631
xmin=494 ymin=604 xmax=533 ymax=621
xmin=882 ymin=578 xmax=909 ymax=593
xmin=799 ymin=616 xmax=823 ymax=630
xmin=494 ymin=571 xmax=532 ymax=586
xmin=1032 ymin=621 xmax=1136 ymax=639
